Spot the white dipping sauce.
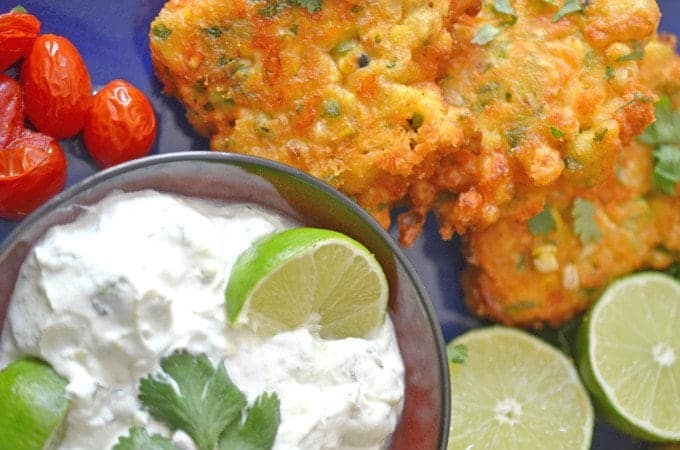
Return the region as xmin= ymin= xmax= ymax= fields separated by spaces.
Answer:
xmin=0 ymin=191 xmax=405 ymax=450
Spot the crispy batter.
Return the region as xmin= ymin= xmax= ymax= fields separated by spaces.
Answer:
xmin=149 ymin=0 xmax=660 ymax=245
xmin=149 ymin=0 xmax=467 ymax=229
xmin=461 ymin=38 xmax=680 ymax=328
xmin=402 ymin=0 xmax=659 ymax=243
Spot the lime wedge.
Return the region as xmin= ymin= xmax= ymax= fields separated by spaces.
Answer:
xmin=225 ymin=227 xmax=389 ymax=339
xmin=576 ymin=272 xmax=680 ymax=442
xmin=448 ymin=327 xmax=593 ymax=450
xmin=0 ymin=358 xmax=70 ymax=450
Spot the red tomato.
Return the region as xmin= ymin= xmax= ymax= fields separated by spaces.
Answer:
xmin=0 ymin=74 xmax=24 ymax=148
xmin=83 ymin=79 xmax=157 ymax=168
xmin=21 ymin=34 xmax=92 ymax=139
xmin=0 ymin=9 xmax=41 ymax=71
xmin=0 ymin=129 xmax=67 ymax=220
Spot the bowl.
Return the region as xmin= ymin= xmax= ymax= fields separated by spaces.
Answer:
xmin=0 ymin=151 xmax=450 ymax=450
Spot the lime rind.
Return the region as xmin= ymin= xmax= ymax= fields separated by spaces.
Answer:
xmin=448 ymin=326 xmax=594 ymax=450
xmin=225 ymin=227 xmax=389 ymax=339
xmin=577 ymin=272 xmax=680 ymax=442
xmin=0 ymin=358 xmax=70 ymax=450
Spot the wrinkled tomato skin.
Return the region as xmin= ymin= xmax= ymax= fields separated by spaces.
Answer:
xmin=21 ymin=34 xmax=92 ymax=139
xmin=83 ymin=79 xmax=157 ymax=168
xmin=0 ymin=11 xmax=41 ymax=71
xmin=0 ymin=130 xmax=67 ymax=221
xmin=0 ymin=74 xmax=24 ymax=148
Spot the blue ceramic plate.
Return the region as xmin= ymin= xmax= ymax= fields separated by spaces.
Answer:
xmin=0 ymin=1 xmax=677 ymax=448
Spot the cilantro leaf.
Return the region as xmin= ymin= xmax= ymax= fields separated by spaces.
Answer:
xmin=571 ymin=198 xmax=602 ymax=245
xmin=11 ymin=5 xmax=28 ymax=13
xmin=112 ymin=428 xmax=179 ymax=450
xmin=638 ymin=97 xmax=680 ymax=195
xmin=550 ymin=126 xmax=565 ymax=139
xmin=528 ymin=204 xmax=557 ymax=236
xmin=552 ymin=0 xmax=583 ymax=22
xmin=219 ymin=393 xmax=281 ymax=450
xmin=617 ymin=48 xmax=644 ymax=62
xmin=447 ymin=344 xmax=468 ymax=364
xmin=494 ymin=0 xmax=517 ymax=21
xmin=139 ymin=351 xmax=248 ymax=450
xmin=494 ymin=0 xmax=515 ymax=16
xmin=652 ymin=145 xmax=680 ymax=195
xmin=296 ymin=0 xmax=323 ymax=13
xmin=638 ymin=97 xmax=680 ymax=147
xmin=471 ymin=24 xmax=501 ymax=46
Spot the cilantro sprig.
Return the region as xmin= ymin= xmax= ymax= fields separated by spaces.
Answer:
xmin=571 ymin=198 xmax=602 ymax=245
xmin=124 ymin=351 xmax=280 ymax=450
xmin=638 ymin=96 xmax=680 ymax=195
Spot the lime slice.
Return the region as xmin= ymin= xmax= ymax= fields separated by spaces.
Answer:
xmin=0 ymin=358 xmax=70 ymax=450
xmin=576 ymin=272 xmax=680 ymax=442
xmin=448 ymin=327 xmax=593 ymax=450
xmin=225 ymin=227 xmax=389 ymax=339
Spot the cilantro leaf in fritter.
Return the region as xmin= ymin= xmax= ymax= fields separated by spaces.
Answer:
xmin=638 ymin=97 xmax=680 ymax=194
xmin=571 ymin=198 xmax=602 ymax=245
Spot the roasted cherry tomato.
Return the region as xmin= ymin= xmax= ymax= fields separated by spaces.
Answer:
xmin=21 ymin=34 xmax=92 ymax=139
xmin=0 ymin=8 xmax=41 ymax=71
xmin=83 ymin=79 xmax=157 ymax=168
xmin=0 ymin=74 xmax=24 ymax=148
xmin=0 ymin=129 xmax=67 ymax=220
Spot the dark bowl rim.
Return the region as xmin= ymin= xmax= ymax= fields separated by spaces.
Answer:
xmin=0 ymin=151 xmax=451 ymax=448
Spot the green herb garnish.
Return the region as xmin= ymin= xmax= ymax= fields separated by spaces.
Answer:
xmin=138 ymin=351 xmax=280 ymax=450
xmin=259 ymin=0 xmax=323 ymax=17
xmin=322 ymin=99 xmax=341 ymax=118
xmin=605 ymin=66 xmax=615 ymax=81
xmin=505 ymin=126 xmax=526 ymax=148
xmin=152 ymin=24 xmax=172 ymax=40
xmin=112 ymin=428 xmax=178 ymax=450
xmin=409 ymin=112 xmax=424 ymax=131
xmin=550 ymin=127 xmax=565 ymax=139
xmin=11 ymin=5 xmax=27 ymax=13
xmin=528 ymin=204 xmax=557 ymax=236
xmin=448 ymin=344 xmax=468 ymax=365
xmin=638 ymin=96 xmax=680 ymax=195
xmin=552 ymin=0 xmax=583 ymax=22
xmin=571 ymin=198 xmax=602 ymax=245
xmin=494 ymin=0 xmax=517 ymax=22
xmin=471 ymin=24 xmax=501 ymax=46
xmin=219 ymin=393 xmax=281 ymax=450
xmin=617 ymin=43 xmax=645 ymax=62
xmin=593 ymin=128 xmax=608 ymax=142
xmin=651 ymin=146 xmax=680 ymax=195
xmin=202 ymin=27 xmax=223 ymax=38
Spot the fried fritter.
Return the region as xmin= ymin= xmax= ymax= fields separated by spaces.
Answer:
xmin=399 ymin=0 xmax=659 ymax=243
xmin=461 ymin=37 xmax=680 ymax=328
xmin=149 ymin=0 xmax=661 ymax=246
xmin=149 ymin=0 xmax=466 ymax=229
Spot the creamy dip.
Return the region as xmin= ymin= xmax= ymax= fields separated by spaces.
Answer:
xmin=0 ymin=190 xmax=405 ymax=450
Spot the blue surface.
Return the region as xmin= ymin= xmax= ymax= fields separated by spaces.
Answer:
xmin=0 ymin=1 xmax=677 ymax=448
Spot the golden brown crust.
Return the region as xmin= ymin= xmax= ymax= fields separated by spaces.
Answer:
xmin=461 ymin=38 xmax=680 ymax=328
xmin=150 ymin=0 xmax=467 ymax=231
